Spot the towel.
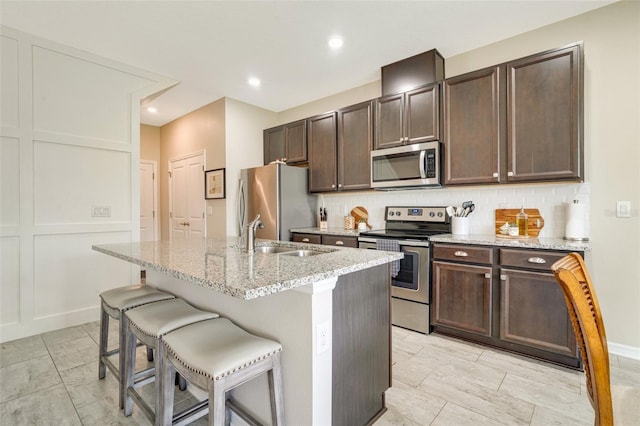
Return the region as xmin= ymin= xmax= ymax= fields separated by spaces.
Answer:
xmin=376 ymin=239 xmax=400 ymax=278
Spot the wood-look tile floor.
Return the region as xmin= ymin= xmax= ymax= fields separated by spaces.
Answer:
xmin=1 ymin=322 xmax=639 ymax=425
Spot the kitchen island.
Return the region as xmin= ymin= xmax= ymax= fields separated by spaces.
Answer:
xmin=93 ymin=238 xmax=402 ymax=425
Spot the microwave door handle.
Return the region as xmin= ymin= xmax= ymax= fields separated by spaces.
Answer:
xmin=419 ymin=150 xmax=427 ymax=178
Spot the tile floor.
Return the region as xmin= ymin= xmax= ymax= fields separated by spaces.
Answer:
xmin=1 ymin=321 xmax=639 ymax=425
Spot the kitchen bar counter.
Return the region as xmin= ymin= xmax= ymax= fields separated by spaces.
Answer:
xmin=430 ymin=233 xmax=591 ymax=251
xmin=93 ymin=237 xmax=400 ymax=425
xmin=92 ymin=237 xmax=400 ymax=300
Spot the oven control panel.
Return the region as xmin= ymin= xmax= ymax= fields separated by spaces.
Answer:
xmin=385 ymin=206 xmax=448 ymax=223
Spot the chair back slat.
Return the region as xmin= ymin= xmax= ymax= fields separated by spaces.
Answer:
xmin=552 ymin=253 xmax=613 ymax=426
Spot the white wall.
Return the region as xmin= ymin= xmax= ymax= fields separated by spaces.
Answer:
xmin=277 ymin=1 xmax=640 ymax=355
xmin=0 ymin=26 xmax=175 ymax=342
xmin=224 ymin=98 xmax=278 ymax=236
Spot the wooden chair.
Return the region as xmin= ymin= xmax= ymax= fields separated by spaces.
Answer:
xmin=552 ymin=253 xmax=639 ymax=425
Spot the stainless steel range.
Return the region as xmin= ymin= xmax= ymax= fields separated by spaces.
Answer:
xmin=358 ymin=206 xmax=451 ymax=334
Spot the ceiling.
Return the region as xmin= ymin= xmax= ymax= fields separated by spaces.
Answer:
xmin=1 ymin=1 xmax=615 ymax=127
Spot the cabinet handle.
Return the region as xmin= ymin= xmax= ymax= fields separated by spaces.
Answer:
xmin=507 ymin=171 xmax=514 ymax=177
xmin=454 ymin=251 xmax=468 ymax=257
xmin=302 ymin=238 xmax=310 ymax=242
xmin=335 ymin=240 xmax=344 ymax=245
xmin=527 ymin=257 xmax=546 ymax=264
xmin=484 ymin=273 xmax=491 ymax=279
xmin=331 ymin=184 xmax=336 ymax=188
xmin=338 ymin=183 xmax=343 ymax=188
xmin=500 ymin=274 xmax=507 ymax=281
xmin=493 ymin=172 xmax=499 ymax=178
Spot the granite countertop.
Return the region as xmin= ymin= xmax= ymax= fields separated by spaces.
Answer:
xmin=92 ymin=238 xmax=402 ymax=300
xmin=290 ymin=227 xmax=362 ymax=237
xmin=429 ymin=234 xmax=591 ymax=252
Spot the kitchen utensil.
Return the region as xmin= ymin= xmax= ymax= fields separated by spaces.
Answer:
xmin=350 ymin=206 xmax=372 ymax=229
xmin=462 ymin=200 xmax=473 ymax=209
xmin=446 ymin=206 xmax=455 ymax=217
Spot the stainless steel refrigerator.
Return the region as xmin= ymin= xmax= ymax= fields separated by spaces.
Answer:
xmin=238 ymin=164 xmax=315 ymax=240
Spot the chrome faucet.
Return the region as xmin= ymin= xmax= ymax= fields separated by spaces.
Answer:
xmin=246 ymin=214 xmax=264 ymax=253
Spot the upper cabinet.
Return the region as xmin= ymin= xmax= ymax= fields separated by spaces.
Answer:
xmin=375 ymin=84 xmax=441 ymax=150
xmin=507 ymin=43 xmax=583 ymax=182
xmin=308 ymin=101 xmax=374 ymax=193
xmin=444 ymin=66 xmax=505 ymax=185
xmin=444 ymin=42 xmax=583 ymax=185
xmin=263 ymin=119 xmax=307 ymax=165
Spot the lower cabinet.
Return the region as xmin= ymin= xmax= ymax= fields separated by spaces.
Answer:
xmin=432 ymin=243 xmax=580 ymax=368
xmin=291 ymin=232 xmax=358 ymax=248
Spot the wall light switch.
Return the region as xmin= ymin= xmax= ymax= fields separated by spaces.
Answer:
xmin=91 ymin=205 xmax=111 ymax=217
xmin=207 ymin=206 xmax=213 ymax=215
xmin=616 ymin=201 xmax=631 ymax=218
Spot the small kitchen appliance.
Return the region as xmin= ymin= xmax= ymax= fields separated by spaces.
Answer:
xmin=358 ymin=206 xmax=451 ymax=334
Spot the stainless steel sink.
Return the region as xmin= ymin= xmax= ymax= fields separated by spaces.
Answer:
xmin=280 ymin=249 xmax=323 ymax=257
xmin=254 ymin=246 xmax=294 ymax=254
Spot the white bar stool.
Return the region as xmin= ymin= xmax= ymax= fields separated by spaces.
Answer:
xmin=99 ymin=284 xmax=175 ymax=408
xmin=123 ymin=298 xmax=219 ymax=425
xmin=159 ymin=318 xmax=285 ymax=426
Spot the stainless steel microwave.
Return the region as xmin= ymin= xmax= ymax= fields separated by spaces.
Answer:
xmin=370 ymin=141 xmax=441 ymax=189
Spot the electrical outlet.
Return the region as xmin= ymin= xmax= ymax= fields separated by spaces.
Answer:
xmin=316 ymin=321 xmax=331 ymax=354
xmin=616 ymin=201 xmax=631 ymax=218
xmin=91 ymin=205 xmax=111 ymax=217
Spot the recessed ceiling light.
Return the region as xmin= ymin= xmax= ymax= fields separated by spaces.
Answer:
xmin=328 ymin=36 xmax=344 ymax=50
xmin=146 ymin=106 xmax=157 ymax=113
xmin=248 ymin=77 xmax=261 ymax=87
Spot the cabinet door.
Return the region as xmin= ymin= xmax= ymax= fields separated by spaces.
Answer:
xmin=308 ymin=112 xmax=338 ymax=192
xmin=444 ymin=66 xmax=504 ymax=185
xmin=263 ymin=126 xmax=286 ymax=165
xmin=507 ymin=43 xmax=583 ymax=182
xmin=500 ymin=268 xmax=577 ymax=357
xmin=374 ymin=93 xmax=404 ymax=149
xmin=432 ymin=261 xmax=492 ymax=336
xmin=405 ymin=84 xmax=440 ymax=144
xmin=285 ymin=120 xmax=308 ymax=164
xmin=337 ymin=101 xmax=373 ymax=191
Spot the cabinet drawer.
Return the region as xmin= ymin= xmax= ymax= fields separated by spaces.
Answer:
xmin=499 ymin=249 xmax=566 ymax=272
xmin=291 ymin=233 xmax=322 ymax=244
xmin=433 ymin=244 xmax=493 ymax=265
xmin=322 ymin=235 xmax=358 ymax=248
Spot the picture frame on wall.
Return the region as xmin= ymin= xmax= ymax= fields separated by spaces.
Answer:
xmin=205 ymin=168 xmax=225 ymax=199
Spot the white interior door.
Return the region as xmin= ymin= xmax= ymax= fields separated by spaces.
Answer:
xmin=169 ymin=152 xmax=205 ymax=240
xmin=140 ymin=160 xmax=157 ymax=241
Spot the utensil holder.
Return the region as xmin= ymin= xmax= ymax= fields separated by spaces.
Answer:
xmin=451 ymin=217 xmax=470 ymax=235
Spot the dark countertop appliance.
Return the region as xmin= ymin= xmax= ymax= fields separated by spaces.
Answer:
xmin=358 ymin=206 xmax=451 ymax=333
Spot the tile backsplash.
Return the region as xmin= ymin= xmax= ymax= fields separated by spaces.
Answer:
xmin=316 ymin=183 xmax=590 ymax=238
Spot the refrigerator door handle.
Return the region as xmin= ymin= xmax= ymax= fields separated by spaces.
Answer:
xmin=238 ymin=178 xmax=246 ymax=234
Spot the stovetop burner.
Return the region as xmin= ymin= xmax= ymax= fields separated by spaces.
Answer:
xmin=358 ymin=206 xmax=452 ymax=241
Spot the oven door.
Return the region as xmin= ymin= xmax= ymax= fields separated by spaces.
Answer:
xmin=358 ymin=238 xmax=429 ymax=303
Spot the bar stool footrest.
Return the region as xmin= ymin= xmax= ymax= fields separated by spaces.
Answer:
xmin=227 ymin=398 xmax=262 ymax=426
xmin=173 ymin=399 xmax=209 ymax=426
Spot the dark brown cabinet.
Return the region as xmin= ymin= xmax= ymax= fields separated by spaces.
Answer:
xmin=291 ymin=232 xmax=358 ymax=248
xmin=308 ymin=112 xmax=338 ymax=192
xmin=337 ymin=101 xmax=373 ymax=191
xmin=443 ymin=43 xmax=583 ymax=185
xmin=507 ymin=43 xmax=583 ymax=182
xmin=263 ymin=119 xmax=307 ymax=165
xmin=375 ymin=84 xmax=440 ymax=150
xmin=443 ymin=66 xmax=505 ymax=185
xmin=309 ymin=101 xmax=373 ymax=193
xmin=499 ymin=249 xmax=578 ymax=359
xmin=432 ymin=243 xmax=581 ymax=368
xmin=432 ymin=245 xmax=494 ymax=336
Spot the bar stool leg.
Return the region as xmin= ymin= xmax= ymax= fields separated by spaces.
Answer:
xmin=268 ymin=352 xmax=286 ymax=425
xmin=98 ymin=303 xmax=109 ymax=380
xmin=209 ymin=379 xmax=227 ymax=426
xmin=160 ymin=354 xmax=176 ymax=426
xmin=118 ymin=313 xmax=130 ymax=409
xmin=147 ymin=346 xmax=154 ymax=362
xmin=123 ymin=321 xmax=137 ymax=416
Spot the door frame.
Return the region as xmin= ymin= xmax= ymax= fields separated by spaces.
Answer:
xmin=140 ymin=159 xmax=159 ymax=241
xmin=168 ymin=150 xmax=206 ymax=241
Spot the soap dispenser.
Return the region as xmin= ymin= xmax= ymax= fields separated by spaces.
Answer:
xmin=516 ymin=206 xmax=529 ymax=237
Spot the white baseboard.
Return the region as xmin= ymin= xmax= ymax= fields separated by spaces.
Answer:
xmin=609 ymin=341 xmax=640 ymax=360
xmin=0 ymin=307 xmax=100 ymax=343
